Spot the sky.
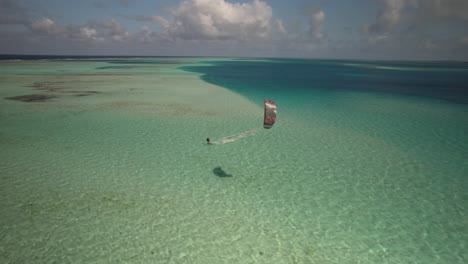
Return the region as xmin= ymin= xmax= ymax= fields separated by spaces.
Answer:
xmin=1 ymin=0 xmax=468 ymax=60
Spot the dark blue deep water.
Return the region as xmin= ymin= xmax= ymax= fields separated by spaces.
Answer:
xmin=182 ymin=59 xmax=468 ymax=104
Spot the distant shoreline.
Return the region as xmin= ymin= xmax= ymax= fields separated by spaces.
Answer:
xmin=0 ymin=54 xmax=205 ymax=61
xmin=0 ymin=54 xmax=466 ymax=63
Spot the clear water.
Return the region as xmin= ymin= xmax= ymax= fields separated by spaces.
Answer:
xmin=1 ymin=58 xmax=467 ymax=263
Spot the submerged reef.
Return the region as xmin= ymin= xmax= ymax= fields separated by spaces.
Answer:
xmin=5 ymin=94 xmax=57 ymax=102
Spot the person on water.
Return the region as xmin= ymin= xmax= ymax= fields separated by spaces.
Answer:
xmin=206 ymin=138 xmax=211 ymax=144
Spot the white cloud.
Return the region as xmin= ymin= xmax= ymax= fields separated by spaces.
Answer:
xmin=367 ymin=0 xmax=405 ymax=36
xmin=363 ymin=0 xmax=468 ymax=49
xmin=307 ymin=9 xmax=325 ymax=40
xmin=156 ymin=0 xmax=273 ymax=41
xmin=79 ymin=27 xmax=104 ymax=42
xmin=80 ymin=27 xmax=97 ymax=38
xmin=32 ymin=17 xmax=54 ymax=31
xmin=366 ymin=0 xmax=468 ymax=37
xmin=31 ymin=18 xmax=64 ymax=35
xmin=269 ymin=8 xmax=327 ymax=56
xmin=139 ymin=25 xmax=153 ymax=43
xmin=368 ymin=34 xmax=388 ymax=45
xmin=153 ymin=16 xmax=170 ymax=29
xmin=275 ymin=19 xmax=286 ymax=35
xmin=30 ymin=17 xmax=128 ymax=43
xmin=94 ymin=19 xmax=129 ymax=41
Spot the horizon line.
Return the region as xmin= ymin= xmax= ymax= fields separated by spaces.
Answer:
xmin=0 ymin=54 xmax=466 ymax=63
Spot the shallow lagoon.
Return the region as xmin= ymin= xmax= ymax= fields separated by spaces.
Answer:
xmin=1 ymin=58 xmax=467 ymax=263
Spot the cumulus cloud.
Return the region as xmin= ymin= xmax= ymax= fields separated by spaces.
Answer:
xmin=268 ymin=7 xmax=327 ymax=56
xmin=98 ymin=19 xmax=129 ymax=41
xmin=29 ymin=17 xmax=128 ymax=42
xmin=80 ymin=27 xmax=96 ymax=38
xmin=356 ymin=0 xmax=468 ymax=59
xmin=275 ymin=19 xmax=286 ymax=35
xmin=31 ymin=18 xmax=64 ymax=35
xmin=79 ymin=27 xmax=104 ymax=42
xmin=366 ymin=0 xmax=405 ymax=37
xmin=307 ymin=9 xmax=325 ymax=41
xmin=138 ymin=25 xmax=153 ymax=43
xmin=366 ymin=0 xmax=468 ymax=38
xmin=153 ymin=16 xmax=170 ymax=29
xmin=156 ymin=0 xmax=273 ymax=41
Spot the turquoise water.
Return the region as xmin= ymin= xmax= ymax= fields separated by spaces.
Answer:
xmin=1 ymin=58 xmax=467 ymax=263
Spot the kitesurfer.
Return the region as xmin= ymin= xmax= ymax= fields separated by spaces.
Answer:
xmin=206 ymin=138 xmax=211 ymax=144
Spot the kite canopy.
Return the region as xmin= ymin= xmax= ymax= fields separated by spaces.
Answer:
xmin=263 ymin=99 xmax=277 ymax=129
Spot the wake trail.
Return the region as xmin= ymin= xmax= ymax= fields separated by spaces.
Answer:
xmin=210 ymin=128 xmax=259 ymax=145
